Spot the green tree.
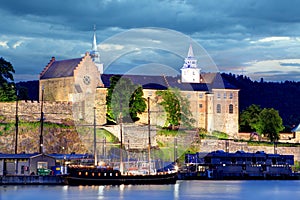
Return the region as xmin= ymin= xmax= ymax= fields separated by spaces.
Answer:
xmin=239 ymin=104 xmax=262 ymax=132
xmin=0 ymin=57 xmax=16 ymax=101
xmin=156 ymin=88 xmax=195 ymax=130
xmin=106 ymin=76 xmax=146 ymax=124
xmin=253 ymin=108 xmax=284 ymax=142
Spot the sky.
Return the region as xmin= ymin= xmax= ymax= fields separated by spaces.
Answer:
xmin=0 ymin=0 xmax=300 ymax=82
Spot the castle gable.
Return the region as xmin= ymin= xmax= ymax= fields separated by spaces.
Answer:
xmin=40 ymin=57 xmax=82 ymax=79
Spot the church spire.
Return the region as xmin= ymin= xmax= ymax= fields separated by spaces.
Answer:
xmin=180 ymin=44 xmax=201 ymax=83
xmin=187 ymin=44 xmax=194 ymax=58
xmin=90 ymin=25 xmax=104 ymax=74
xmin=92 ymin=25 xmax=97 ymax=51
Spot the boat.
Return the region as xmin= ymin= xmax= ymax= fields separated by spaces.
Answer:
xmin=65 ymin=165 xmax=177 ymax=185
xmin=65 ymin=98 xmax=178 ymax=185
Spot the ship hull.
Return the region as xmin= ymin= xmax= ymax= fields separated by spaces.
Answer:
xmin=65 ymin=167 xmax=177 ymax=185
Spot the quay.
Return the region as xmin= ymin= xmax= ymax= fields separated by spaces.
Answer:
xmin=0 ymin=175 xmax=65 ymax=185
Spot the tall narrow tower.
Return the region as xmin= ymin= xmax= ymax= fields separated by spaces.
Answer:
xmin=181 ymin=44 xmax=201 ymax=83
xmin=90 ymin=26 xmax=104 ymax=74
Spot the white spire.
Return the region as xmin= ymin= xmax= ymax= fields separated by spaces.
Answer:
xmin=180 ymin=43 xmax=201 ymax=83
xmin=187 ymin=44 xmax=194 ymax=58
xmin=90 ymin=25 xmax=103 ymax=74
xmin=92 ymin=25 xmax=97 ymax=51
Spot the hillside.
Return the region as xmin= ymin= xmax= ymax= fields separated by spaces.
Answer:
xmin=221 ymin=73 xmax=300 ymax=129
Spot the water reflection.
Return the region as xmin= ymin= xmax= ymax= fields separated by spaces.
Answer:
xmin=1 ymin=181 xmax=300 ymax=200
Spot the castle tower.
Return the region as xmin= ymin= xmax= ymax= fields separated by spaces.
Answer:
xmin=181 ymin=44 xmax=201 ymax=83
xmin=90 ymin=26 xmax=104 ymax=74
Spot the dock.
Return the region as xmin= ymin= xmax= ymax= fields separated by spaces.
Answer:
xmin=0 ymin=175 xmax=65 ymax=185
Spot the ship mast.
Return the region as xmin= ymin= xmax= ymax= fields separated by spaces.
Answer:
xmin=147 ymin=97 xmax=151 ymax=174
xmin=119 ymin=96 xmax=124 ymax=174
xmin=93 ymin=107 xmax=97 ymax=166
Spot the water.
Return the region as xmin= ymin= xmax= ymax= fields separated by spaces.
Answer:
xmin=1 ymin=180 xmax=300 ymax=200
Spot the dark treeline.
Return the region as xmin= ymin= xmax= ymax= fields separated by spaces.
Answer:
xmin=16 ymin=80 xmax=39 ymax=101
xmin=17 ymin=74 xmax=300 ymax=130
xmin=222 ymin=73 xmax=300 ymax=130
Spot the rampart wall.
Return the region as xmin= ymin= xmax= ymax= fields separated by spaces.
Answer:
xmin=0 ymin=101 xmax=73 ymax=124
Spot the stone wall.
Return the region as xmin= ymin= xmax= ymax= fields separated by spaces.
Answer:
xmin=0 ymin=101 xmax=73 ymax=124
xmin=103 ymin=124 xmax=157 ymax=149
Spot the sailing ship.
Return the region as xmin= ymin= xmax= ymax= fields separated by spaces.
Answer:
xmin=65 ymin=97 xmax=178 ymax=185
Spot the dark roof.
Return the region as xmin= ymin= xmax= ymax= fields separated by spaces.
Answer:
xmin=49 ymin=153 xmax=93 ymax=160
xmin=0 ymin=153 xmax=92 ymax=160
xmin=40 ymin=57 xmax=82 ymax=79
xmin=0 ymin=153 xmax=42 ymax=159
xmin=101 ymin=73 xmax=238 ymax=91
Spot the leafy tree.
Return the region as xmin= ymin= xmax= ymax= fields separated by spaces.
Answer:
xmin=156 ymin=88 xmax=195 ymax=130
xmin=106 ymin=76 xmax=146 ymax=124
xmin=0 ymin=57 xmax=16 ymax=101
xmin=239 ymin=104 xmax=262 ymax=132
xmin=252 ymin=108 xmax=284 ymax=142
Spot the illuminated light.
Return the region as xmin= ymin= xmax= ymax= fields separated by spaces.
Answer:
xmin=85 ymin=172 xmax=88 ymax=176
xmin=98 ymin=173 xmax=101 ymax=176
xmin=116 ymin=173 xmax=118 ymax=176
xmin=78 ymin=172 xmax=81 ymax=176
xmin=92 ymin=173 xmax=95 ymax=176
xmin=175 ymin=165 xmax=179 ymax=171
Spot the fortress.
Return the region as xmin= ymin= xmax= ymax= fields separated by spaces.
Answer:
xmin=0 ymin=30 xmax=239 ymax=142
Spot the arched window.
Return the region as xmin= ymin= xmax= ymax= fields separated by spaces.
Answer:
xmin=229 ymin=104 xmax=234 ymax=114
xmin=217 ymin=104 xmax=221 ymax=113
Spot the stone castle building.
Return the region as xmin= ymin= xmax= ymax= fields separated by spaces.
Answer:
xmin=38 ymin=31 xmax=239 ymax=137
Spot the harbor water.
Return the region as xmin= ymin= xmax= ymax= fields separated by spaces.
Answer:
xmin=1 ymin=180 xmax=300 ymax=200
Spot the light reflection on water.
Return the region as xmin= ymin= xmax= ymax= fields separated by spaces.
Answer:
xmin=1 ymin=180 xmax=300 ymax=200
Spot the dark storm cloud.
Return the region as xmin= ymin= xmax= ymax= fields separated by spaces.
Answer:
xmin=4 ymin=0 xmax=300 ymax=37
xmin=0 ymin=0 xmax=300 ymax=82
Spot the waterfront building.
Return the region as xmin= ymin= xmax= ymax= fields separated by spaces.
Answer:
xmin=0 ymin=153 xmax=55 ymax=176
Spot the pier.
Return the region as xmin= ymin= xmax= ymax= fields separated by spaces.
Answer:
xmin=0 ymin=175 xmax=65 ymax=185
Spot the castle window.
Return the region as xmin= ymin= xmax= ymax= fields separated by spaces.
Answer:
xmin=187 ymin=94 xmax=191 ymax=98
xmin=199 ymin=93 xmax=203 ymax=99
xmin=224 ymin=93 xmax=227 ymax=99
xmin=229 ymin=93 xmax=233 ymax=99
xmin=199 ymin=104 xmax=202 ymax=109
xmin=217 ymin=104 xmax=221 ymax=113
xmin=217 ymin=93 xmax=221 ymax=99
xmin=229 ymin=104 xmax=234 ymax=114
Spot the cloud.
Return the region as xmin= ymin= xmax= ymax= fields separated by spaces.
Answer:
xmin=252 ymin=37 xmax=291 ymax=43
xmin=12 ymin=40 xmax=23 ymax=49
xmin=99 ymin=44 xmax=124 ymax=51
xmin=0 ymin=0 xmax=300 ymax=82
xmin=0 ymin=40 xmax=9 ymax=49
xmin=242 ymin=59 xmax=300 ymax=81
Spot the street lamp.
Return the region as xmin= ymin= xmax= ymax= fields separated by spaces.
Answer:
xmin=15 ymin=89 xmax=19 ymax=154
xmin=39 ymin=85 xmax=44 ymax=154
xmin=147 ymin=97 xmax=151 ymax=174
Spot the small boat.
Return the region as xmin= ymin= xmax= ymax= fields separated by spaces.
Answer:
xmin=65 ymin=165 xmax=178 ymax=185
